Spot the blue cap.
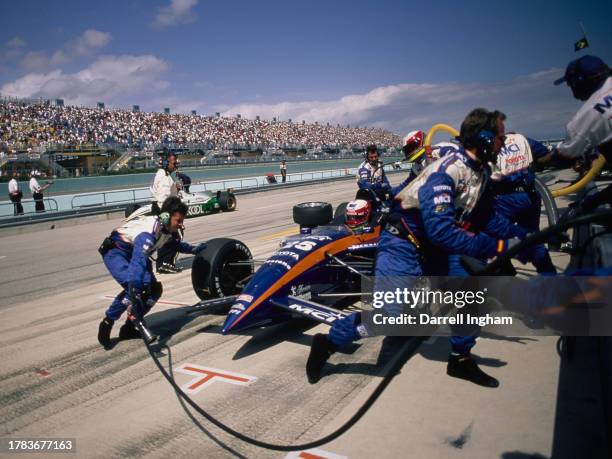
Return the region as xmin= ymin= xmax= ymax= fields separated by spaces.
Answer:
xmin=554 ymin=55 xmax=609 ymax=86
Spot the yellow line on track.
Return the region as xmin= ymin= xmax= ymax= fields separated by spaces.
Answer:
xmin=259 ymin=227 xmax=299 ymax=241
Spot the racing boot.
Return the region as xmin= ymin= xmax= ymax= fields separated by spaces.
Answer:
xmin=119 ymin=319 xmax=142 ymax=340
xmin=97 ymin=317 xmax=114 ymax=349
xmin=306 ymin=333 xmax=337 ymax=384
xmin=157 ymin=262 xmax=183 ymax=274
xmin=447 ymin=353 xmax=499 ymax=388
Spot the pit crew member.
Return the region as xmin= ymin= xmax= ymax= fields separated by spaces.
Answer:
xmin=552 ymin=55 xmax=612 ymax=211
xmin=308 ymin=108 xmax=526 ymax=387
xmin=357 ymin=144 xmax=391 ymax=196
xmin=97 ymin=196 xmax=206 ymax=348
xmin=150 ymin=150 xmax=183 ymax=274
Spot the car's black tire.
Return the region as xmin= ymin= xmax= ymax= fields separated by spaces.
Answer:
xmin=125 ymin=203 xmax=141 ymax=218
xmin=191 ymin=238 xmax=253 ymax=300
xmin=293 ymin=202 xmax=333 ymax=227
xmin=331 ymin=202 xmax=349 ymax=225
xmin=218 ymin=191 xmax=237 ymax=211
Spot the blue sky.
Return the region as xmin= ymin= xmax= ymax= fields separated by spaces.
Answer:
xmin=1 ymin=0 xmax=611 ymax=138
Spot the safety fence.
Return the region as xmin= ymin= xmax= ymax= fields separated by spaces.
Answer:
xmin=0 ymin=163 xmax=410 ymax=218
xmin=0 ymin=197 xmax=59 ymax=218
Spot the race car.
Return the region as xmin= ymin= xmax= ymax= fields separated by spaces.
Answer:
xmin=190 ymin=191 xmax=386 ymax=333
xmin=124 ymin=189 xmax=236 ymax=220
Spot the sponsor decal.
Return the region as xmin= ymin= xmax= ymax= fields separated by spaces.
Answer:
xmin=274 ymin=250 xmax=301 ymax=260
xmin=348 ymin=242 xmax=378 ymax=250
xmin=505 ymin=155 xmax=527 ymax=165
xmin=594 ymin=94 xmax=612 ymax=114
xmin=174 ymin=363 xmax=257 ymax=395
xmin=433 ymin=184 xmax=452 ymax=192
xmin=187 ymin=204 xmax=205 ymax=216
xmin=264 ymin=259 xmax=293 ymax=270
xmin=290 ymin=284 xmax=311 ymax=299
xmin=433 ymin=194 xmax=451 ymax=205
xmin=237 ymin=294 xmax=254 ymax=303
xmin=434 ymin=204 xmax=449 ymax=213
xmin=288 ymin=303 xmax=343 ymax=323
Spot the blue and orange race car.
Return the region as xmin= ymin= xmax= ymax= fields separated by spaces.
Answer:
xmin=190 ymin=196 xmax=384 ymax=333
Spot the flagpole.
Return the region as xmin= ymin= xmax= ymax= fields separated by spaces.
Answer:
xmin=578 ymin=20 xmax=587 ymax=38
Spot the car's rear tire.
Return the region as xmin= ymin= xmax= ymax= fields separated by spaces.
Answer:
xmin=293 ymin=202 xmax=333 ymax=227
xmin=191 ymin=238 xmax=253 ymax=300
xmin=125 ymin=203 xmax=141 ymax=218
xmin=331 ymin=202 xmax=349 ymax=225
xmin=218 ymin=191 xmax=237 ymax=211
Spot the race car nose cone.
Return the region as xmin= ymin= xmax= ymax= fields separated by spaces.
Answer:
xmin=221 ymin=313 xmax=239 ymax=334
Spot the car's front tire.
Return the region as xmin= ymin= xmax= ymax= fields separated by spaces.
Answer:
xmin=191 ymin=238 xmax=253 ymax=300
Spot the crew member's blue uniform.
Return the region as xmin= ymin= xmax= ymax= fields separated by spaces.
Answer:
xmin=103 ymin=216 xmax=196 ymax=320
xmin=331 ymin=147 xmax=523 ymax=352
xmin=491 ymin=134 xmax=556 ymax=273
xmin=357 ymin=160 xmax=415 ymax=199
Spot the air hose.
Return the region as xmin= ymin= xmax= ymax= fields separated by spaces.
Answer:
xmin=143 ymin=335 xmax=423 ymax=451
xmin=475 ymin=209 xmax=612 ymax=275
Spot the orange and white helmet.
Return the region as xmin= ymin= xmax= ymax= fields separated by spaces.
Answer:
xmin=345 ymin=199 xmax=371 ymax=229
xmin=402 ymin=130 xmax=425 ymax=161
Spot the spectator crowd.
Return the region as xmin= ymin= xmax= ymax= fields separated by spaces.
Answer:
xmin=0 ymin=100 xmax=401 ymax=151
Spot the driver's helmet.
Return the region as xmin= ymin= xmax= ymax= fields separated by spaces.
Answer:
xmin=345 ymin=199 xmax=371 ymax=230
xmin=402 ymin=130 xmax=425 ymax=161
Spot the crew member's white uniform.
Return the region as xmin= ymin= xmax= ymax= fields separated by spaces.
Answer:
xmin=29 ymin=176 xmax=41 ymax=194
xmin=150 ymin=169 xmax=178 ymax=206
xmin=115 ymin=216 xmax=172 ymax=254
xmin=491 ymin=133 xmax=533 ymax=180
xmin=397 ymin=148 xmax=485 ymax=219
xmin=356 ymin=160 xmax=386 ymax=184
xmin=557 ymin=76 xmax=612 ymax=158
xmin=8 ymin=178 xmax=19 ymax=195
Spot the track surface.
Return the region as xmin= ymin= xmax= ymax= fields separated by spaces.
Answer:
xmin=0 ymin=176 xmax=577 ymax=458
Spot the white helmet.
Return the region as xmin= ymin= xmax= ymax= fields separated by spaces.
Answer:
xmin=345 ymin=199 xmax=371 ymax=230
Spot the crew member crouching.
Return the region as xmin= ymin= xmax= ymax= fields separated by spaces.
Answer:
xmin=97 ymin=196 xmax=206 ymax=348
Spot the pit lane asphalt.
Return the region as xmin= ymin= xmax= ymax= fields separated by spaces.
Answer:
xmin=0 ymin=179 xmax=393 ymax=459
xmin=0 ymin=173 xmax=580 ymax=458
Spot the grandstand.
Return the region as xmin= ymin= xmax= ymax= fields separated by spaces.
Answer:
xmin=0 ymin=98 xmax=401 ymax=177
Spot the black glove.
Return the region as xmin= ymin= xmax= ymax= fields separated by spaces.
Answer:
xmin=128 ymin=283 xmax=146 ymax=319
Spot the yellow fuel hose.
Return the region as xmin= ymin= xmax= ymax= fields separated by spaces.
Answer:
xmin=423 ymin=123 xmax=605 ymax=197
xmin=424 ymin=123 xmax=459 ymax=146
xmin=551 ymin=154 xmax=607 ymax=197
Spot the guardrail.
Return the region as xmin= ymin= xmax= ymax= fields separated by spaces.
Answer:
xmin=0 ymin=198 xmax=59 ymax=217
xmin=0 ymin=164 xmax=410 ymax=223
xmin=69 ymin=166 xmax=403 ymax=210
xmin=71 ymin=188 xmax=152 ymax=209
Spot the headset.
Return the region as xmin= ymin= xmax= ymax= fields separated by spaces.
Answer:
xmin=159 ymin=212 xmax=171 ymax=227
xmin=459 ymin=109 xmax=500 ymax=164
xmin=470 ymin=129 xmax=496 ymax=162
xmin=158 ymin=149 xmax=176 ymax=170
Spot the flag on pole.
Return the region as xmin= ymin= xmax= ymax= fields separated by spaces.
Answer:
xmin=574 ymin=36 xmax=589 ymax=51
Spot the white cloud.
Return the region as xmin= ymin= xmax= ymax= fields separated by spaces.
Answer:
xmin=220 ymin=69 xmax=580 ymax=138
xmin=154 ymin=0 xmax=199 ymax=27
xmin=1 ymin=54 xmax=169 ymax=105
xmin=66 ymin=29 xmax=112 ymax=57
xmin=19 ymin=29 xmax=112 ymax=72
